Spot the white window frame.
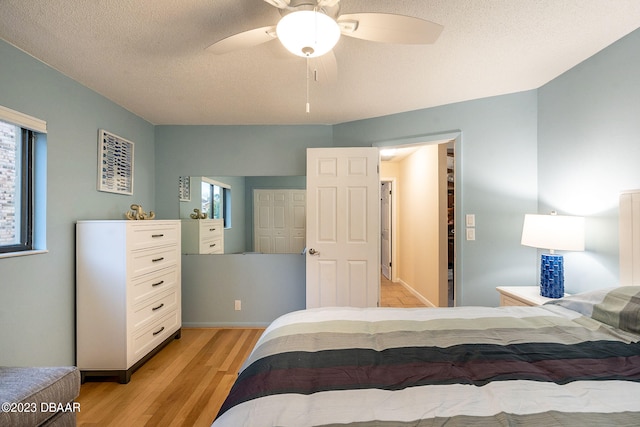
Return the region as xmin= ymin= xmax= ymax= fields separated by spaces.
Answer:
xmin=0 ymin=105 xmax=47 ymax=258
xmin=201 ymin=177 xmax=231 ymax=228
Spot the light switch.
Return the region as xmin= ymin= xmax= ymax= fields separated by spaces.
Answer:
xmin=466 ymin=228 xmax=476 ymax=241
xmin=466 ymin=214 xmax=475 ymax=227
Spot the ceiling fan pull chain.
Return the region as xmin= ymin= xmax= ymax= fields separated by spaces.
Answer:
xmin=302 ymin=7 xmax=318 ymax=114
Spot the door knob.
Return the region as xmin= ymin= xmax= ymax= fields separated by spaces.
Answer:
xmin=308 ymin=248 xmax=320 ymax=256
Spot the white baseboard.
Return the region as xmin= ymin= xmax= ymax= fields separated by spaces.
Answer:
xmin=396 ymin=279 xmax=436 ymax=308
xmin=182 ymin=322 xmax=270 ymax=328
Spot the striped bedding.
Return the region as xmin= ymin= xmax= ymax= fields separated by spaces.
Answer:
xmin=213 ymin=287 xmax=640 ymax=426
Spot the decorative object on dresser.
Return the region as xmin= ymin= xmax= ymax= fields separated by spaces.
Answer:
xmin=125 ymin=203 xmax=155 ymax=220
xmin=181 ymin=218 xmax=224 ymax=254
xmin=520 ymin=211 xmax=585 ymax=298
xmin=496 ymin=286 xmax=567 ymax=307
xmin=190 ymin=208 xmax=207 ymax=219
xmin=76 ymin=220 xmax=182 ymax=384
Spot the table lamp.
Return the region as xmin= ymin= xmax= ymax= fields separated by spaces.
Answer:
xmin=521 ymin=212 xmax=585 ymax=298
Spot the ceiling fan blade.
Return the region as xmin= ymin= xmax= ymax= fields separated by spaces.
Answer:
xmin=263 ymin=0 xmax=290 ymax=9
xmin=338 ymin=13 xmax=443 ymax=44
xmin=308 ymin=50 xmax=337 ymax=85
xmin=317 ymin=0 xmax=340 ymax=7
xmin=206 ymin=26 xmax=277 ymax=54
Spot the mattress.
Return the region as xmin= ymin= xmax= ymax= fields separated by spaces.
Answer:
xmin=213 ymin=286 xmax=640 ymax=426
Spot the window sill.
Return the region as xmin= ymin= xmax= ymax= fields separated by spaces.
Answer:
xmin=0 ymin=249 xmax=49 ymax=259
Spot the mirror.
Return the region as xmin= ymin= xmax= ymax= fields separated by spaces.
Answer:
xmin=179 ymin=176 xmax=306 ymax=254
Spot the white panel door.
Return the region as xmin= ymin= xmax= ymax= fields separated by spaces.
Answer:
xmin=272 ymin=190 xmax=289 ymax=254
xmin=306 ymin=147 xmax=380 ymax=308
xmin=254 ymin=191 xmax=273 ymax=253
xmin=290 ymin=190 xmax=307 ymax=254
xmin=254 ymin=189 xmax=306 ymax=254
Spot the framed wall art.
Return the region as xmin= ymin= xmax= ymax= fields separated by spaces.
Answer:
xmin=178 ymin=176 xmax=191 ymax=201
xmin=97 ymin=129 xmax=134 ymax=195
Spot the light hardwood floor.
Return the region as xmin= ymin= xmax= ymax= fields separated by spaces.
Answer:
xmin=380 ymin=274 xmax=428 ymax=308
xmin=76 ymin=328 xmax=262 ymax=426
xmin=76 ymin=278 xmax=426 ymax=426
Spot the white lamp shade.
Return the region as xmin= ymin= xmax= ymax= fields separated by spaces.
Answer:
xmin=276 ymin=10 xmax=340 ymax=58
xmin=521 ymin=214 xmax=585 ymax=251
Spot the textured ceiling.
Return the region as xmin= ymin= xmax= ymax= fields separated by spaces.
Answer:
xmin=1 ymin=0 xmax=639 ymax=125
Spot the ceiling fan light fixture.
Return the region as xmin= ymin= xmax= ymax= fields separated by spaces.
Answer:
xmin=276 ymin=10 xmax=340 ymax=58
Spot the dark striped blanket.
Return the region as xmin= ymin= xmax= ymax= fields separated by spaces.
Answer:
xmin=213 ymin=287 xmax=640 ymax=426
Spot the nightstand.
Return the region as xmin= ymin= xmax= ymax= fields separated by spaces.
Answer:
xmin=496 ymin=286 xmax=565 ymax=307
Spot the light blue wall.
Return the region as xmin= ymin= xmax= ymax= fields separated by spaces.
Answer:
xmin=154 ymin=125 xmax=331 ymax=326
xmin=332 ymin=94 xmax=540 ymax=306
xmin=537 ymin=29 xmax=640 ymax=293
xmin=0 ymin=40 xmax=155 ymax=366
xmin=154 ymin=93 xmax=539 ymax=320
xmin=154 ymin=125 xmax=333 ymax=220
xmin=2 ymin=27 xmax=638 ymax=364
xmin=182 ymin=254 xmax=305 ymax=327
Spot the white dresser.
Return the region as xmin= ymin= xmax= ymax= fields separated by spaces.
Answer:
xmin=76 ymin=220 xmax=181 ymax=383
xmin=181 ymin=219 xmax=224 ymax=254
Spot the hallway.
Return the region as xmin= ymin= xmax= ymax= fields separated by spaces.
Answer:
xmin=380 ymin=275 xmax=427 ymax=308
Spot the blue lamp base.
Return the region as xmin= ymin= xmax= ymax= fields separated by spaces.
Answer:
xmin=540 ymin=253 xmax=564 ymax=298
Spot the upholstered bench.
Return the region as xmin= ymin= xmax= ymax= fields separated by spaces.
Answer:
xmin=0 ymin=366 xmax=81 ymax=426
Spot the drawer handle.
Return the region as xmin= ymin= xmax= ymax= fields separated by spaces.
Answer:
xmin=152 ymin=280 xmax=164 ymax=287
xmin=152 ymin=303 xmax=165 ymax=311
xmin=152 ymin=234 xmax=164 ymax=238
xmin=209 ymin=243 xmax=216 ymax=247
xmin=209 ymin=228 xmax=216 ymax=231
xmin=152 ymin=257 xmax=165 ymax=262
xmin=153 ymin=326 xmax=165 ymax=336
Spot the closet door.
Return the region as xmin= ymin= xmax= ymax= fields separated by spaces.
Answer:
xmin=253 ymin=189 xmax=306 ymax=254
xmin=290 ymin=191 xmax=306 ymax=254
xmin=254 ymin=190 xmax=275 ymax=253
xmin=272 ymin=190 xmax=290 ymax=254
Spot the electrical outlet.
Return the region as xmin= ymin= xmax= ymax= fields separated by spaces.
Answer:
xmin=234 ymin=300 xmax=241 ymax=311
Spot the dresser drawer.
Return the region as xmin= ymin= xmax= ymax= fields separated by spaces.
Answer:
xmin=131 ymin=289 xmax=179 ymax=331
xmin=129 ymin=223 xmax=180 ymax=251
xmin=200 ymin=220 xmax=223 ymax=238
xmin=131 ymin=310 xmax=179 ymax=365
xmin=200 ymin=237 xmax=223 ymax=254
xmin=131 ymin=267 xmax=178 ymax=306
xmin=130 ymin=246 xmax=178 ymax=278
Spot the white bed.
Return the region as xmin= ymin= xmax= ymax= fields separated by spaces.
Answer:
xmin=213 ymin=192 xmax=640 ymax=426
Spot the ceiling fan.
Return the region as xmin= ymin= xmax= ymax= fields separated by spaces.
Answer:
xmin=207 ymin=0 xmax=443 ymax=58
xmin=207 ymin=0 xmax=442 ymax=112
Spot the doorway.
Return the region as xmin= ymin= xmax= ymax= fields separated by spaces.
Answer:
xmin=381 ymin=180 xmax=392 ymax=281
xmin=379 ymin=140 xmax=455 ymax=307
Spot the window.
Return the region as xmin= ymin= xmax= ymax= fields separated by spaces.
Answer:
xmin=0 ymin=106 xmax=46 ymax=256
xmin=201 ymin=178 xmax=231 ymax=228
